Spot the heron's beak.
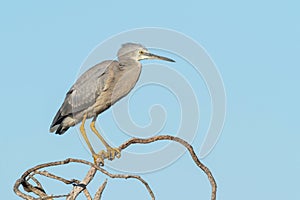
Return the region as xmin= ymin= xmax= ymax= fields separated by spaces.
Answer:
xmin=143 ymin=52 xmax=175 ymax=62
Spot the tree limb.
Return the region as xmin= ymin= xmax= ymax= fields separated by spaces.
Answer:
xmin=14 ymin=135 xmax=217 ymax=200
xmin=94 ymin=179 xmax=107 ymax=200
xmin=119 ymin=135 xmax=217 ymax=200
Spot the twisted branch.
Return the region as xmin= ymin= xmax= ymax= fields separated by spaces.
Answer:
xmin=94 ymin=179 xmax=107 ymax=200
xmin=14 ymin=135 xmax=217 ymax=200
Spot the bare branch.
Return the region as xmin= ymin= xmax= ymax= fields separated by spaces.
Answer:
xmin=67 ymin=159 xmax=98 ymax=200
xmin=66 ymin=158 xmax=155 ymax=200
xmin=119 ymin=135 xmax=217 ymax=200
xmin=27 ymin=175 xmax=44 ymax=193
xmin=41 ymin=194 xmax=69 ymax=200
xmin=94 ymin=179 xmax=108 ymax=200
xmin=14 ymin=135 xmax=217 ymax=200
xmin=34 ymin=170 xmax=79 ymax=185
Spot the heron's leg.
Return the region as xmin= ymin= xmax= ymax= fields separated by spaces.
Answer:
xmin=90 ymin=116 xmax=121 ymax=161
xmin=80 ymin=114 xmax=104 ymax=165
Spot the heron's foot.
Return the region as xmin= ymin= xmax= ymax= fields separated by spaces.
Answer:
xmin=93 ymin=147 xmax=121 ymax=166
xmin=92 ymin=153 xmax=105 ymax=166
xmin=103 ymin=146 xmax=121 ymax=161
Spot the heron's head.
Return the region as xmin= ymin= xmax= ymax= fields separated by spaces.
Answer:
xmin=118 ymin=43 xmax=175 ymax=62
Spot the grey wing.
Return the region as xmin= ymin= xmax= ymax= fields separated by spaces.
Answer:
xmin=50 ymin=60 xmax=117 ymax=132
xmin=61 ymin=60 xmax=117 ymax=115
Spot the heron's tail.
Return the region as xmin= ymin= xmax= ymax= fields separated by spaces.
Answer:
xmin=49 ymin=110 xmax=71 ymax=135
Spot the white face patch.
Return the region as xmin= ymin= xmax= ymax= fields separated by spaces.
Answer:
xmin=137 ymin=49 xmax=150 ymax=61
xmin=138 ymin=54 xmax=149 ymax=60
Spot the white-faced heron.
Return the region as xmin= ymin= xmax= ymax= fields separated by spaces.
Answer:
xmin=49 ymin=43 xmax=175 ymax=165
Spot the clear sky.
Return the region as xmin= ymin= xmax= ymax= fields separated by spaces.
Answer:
xmin=1 ymin=1 xmax=299 ymax=199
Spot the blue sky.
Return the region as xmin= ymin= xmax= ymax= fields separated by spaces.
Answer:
xmin=1 ymin=1 xmax=299 ymax=199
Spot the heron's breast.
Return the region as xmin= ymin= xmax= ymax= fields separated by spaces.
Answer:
xmin=92 ymin=65 xmax=142 ymax=115
xmin=110 ymin=66 xmax=142 ymax=103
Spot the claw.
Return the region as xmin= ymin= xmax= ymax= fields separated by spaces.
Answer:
xmin=92 ymin=153 xmax=104 ymax=166
xmin=106 ymin=147 xmax=121 ymax=160
xmin=93 ymin=147 xmax=121 ymax=165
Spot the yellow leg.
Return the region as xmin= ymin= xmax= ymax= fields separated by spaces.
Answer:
xmin=90 ymin=117 xmax=121 ymax=161
xmin=90 ymin=118 xmax=110 ymax=148
xmin=80 ymin=114 xmax=104 ymax=165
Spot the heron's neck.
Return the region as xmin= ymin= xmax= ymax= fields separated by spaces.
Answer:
xmin=119 ymin=58 xmax=141 ymax=69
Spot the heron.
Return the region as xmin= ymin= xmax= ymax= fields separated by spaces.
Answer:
xmin=49 ymin=43 xmax=175 ymax=165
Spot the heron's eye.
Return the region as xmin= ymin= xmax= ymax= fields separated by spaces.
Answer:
xmin=139 ymin=51 xmax=143 ymax=54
